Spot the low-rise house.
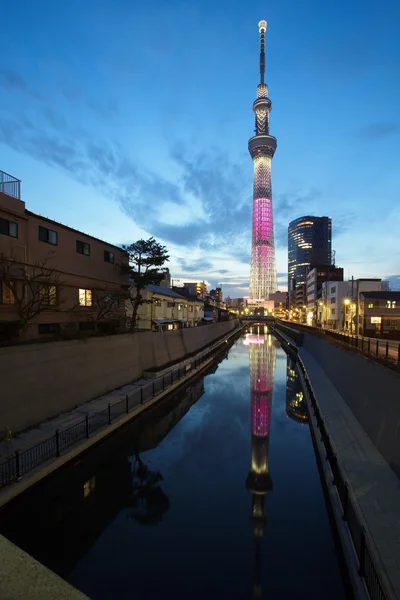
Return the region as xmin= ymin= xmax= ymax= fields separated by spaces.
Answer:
xmin=131 ymin=285 xmax=204 ymax=331
xmin=359 ymin=291 xmax=400 ymax=339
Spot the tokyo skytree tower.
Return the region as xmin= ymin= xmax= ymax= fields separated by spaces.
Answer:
xmin=248 ymin=20 xmax=277 ymax=300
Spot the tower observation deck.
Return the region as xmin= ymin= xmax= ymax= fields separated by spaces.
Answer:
xmin=248 ymin=20 xmax=277 ymax=302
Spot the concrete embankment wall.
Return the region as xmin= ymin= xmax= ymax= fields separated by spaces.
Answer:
xmin=283 ymin=325 xmax=400 ymax=478
xmin=0 ymin=321 xmax=238 ymax=435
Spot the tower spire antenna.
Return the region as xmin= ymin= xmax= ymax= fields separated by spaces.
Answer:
xmin=258 ymin=20 xmax=267 ymax=85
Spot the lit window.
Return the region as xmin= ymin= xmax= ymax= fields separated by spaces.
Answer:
xmin=387 ymin=301 xmax=391 ymax=308
xmin=39 ymin=285 xmax=57 ymax=306
xmin=0 ymin=280 xmax=14 ymax=304
xmin=79 ymin=288 xmax=92 ymax=307
xmin=76 ymin=240 xmax=90 ymax=256
xmin=0 ymin=217 xmax=18 ymax=238
xmin=392 ymin=301 xmax=397 ymax=309
xmin=39 ymin=226 xmax=58 ymax=245
xmin=368 ymin=303 xmax=374 ymax=308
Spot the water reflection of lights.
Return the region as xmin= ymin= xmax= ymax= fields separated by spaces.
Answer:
xmin=243 ymin=334 xmax=265 ymax=345
xmin=286 ymin=357 xmax=309 ymax=424
xmin=245 ymin=325 xmax=277 ymax=598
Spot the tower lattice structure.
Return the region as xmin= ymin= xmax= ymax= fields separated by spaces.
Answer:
xmin=248 ymin=20 xmax=277 ymax=301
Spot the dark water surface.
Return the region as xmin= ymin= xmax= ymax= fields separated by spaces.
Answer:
xmin=0 ymin=329 xmax=348 ymax=599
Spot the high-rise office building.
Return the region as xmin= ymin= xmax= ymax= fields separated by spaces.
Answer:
xmin=248 ymin=20 xmax=277 ymax=302
xmin=288 ymin=216 xmax=332 ymax=306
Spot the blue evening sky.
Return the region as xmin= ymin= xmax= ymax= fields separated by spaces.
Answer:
xmin=0 ymin=0 xmax=399 ymax=296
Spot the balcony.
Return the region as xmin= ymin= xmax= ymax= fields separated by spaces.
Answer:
xmin=0 ymin=169 xmax=21 ymax=199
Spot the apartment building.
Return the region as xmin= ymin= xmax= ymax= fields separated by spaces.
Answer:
xmin=0 ymin=170 xmax=128 ymax=340
xmin=133 ymin=285 xmax=204 ymax=331
xmin=319 ymin=281 xmax=352 ymax=329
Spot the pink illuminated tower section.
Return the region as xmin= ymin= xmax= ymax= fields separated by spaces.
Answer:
xmin=248 ymin=20 xmax=277 ymax=301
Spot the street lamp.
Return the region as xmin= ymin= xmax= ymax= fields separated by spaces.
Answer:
xmin=343 ymin=298 xmax=350 ymax=331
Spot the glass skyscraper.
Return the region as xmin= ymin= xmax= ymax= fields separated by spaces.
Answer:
xmin=288 ymin=216 xmax=332 ymax=296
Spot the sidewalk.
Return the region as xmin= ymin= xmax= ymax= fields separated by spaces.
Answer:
xmin=300 ymin=347 xmax=400 ymax=599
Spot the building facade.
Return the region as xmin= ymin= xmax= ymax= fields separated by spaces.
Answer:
xmin=268 ymin=290 xmax=287 ymax=318
xmin=288 ymin=216 xmax=332 ymax=308
xmin=171 ymin=280 xmax=208 ymax=299
xmin=132 ymin=285 xmax=204 ymax=331
xmin=0 ymin=171 xmax=128 ymax=341
xmin=318 ymin=281 xmax=353 ymax=329
xmin=359 ymin=291 xmax=400 ymax=339
xmin=248 ymin=20 xmax=277 ymax=303
xmin=306 ymin=265 xmax=344 ymax=324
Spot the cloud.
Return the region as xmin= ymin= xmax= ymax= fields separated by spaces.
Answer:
xmin=274 ymin=189 xmax=321 ymax=248
xmin=384 ymin=275 xmax=400 ymax=290
xmin=177 ymin=258 xmax=214 ymax=272
xmin=0 ymin=68 xmax=27 ymax=91
xmin=356 ymin=123 xmax=400 ymax=140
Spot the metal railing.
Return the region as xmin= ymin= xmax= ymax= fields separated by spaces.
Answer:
xmin=0 ymin=169 xmax=21 ymax=199
xmin=0 ymin=327 xmax=240 ymax=490
xmin=324 ymin=329 xmax=400 ymax=367
xmin=297 ymin=355 xmax=394 ymax=600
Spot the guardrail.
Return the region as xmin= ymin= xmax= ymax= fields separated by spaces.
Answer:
xmin=297 ymin=355 xmax=394 ymax=600
xmin=324 ymin=330 xmax=400 ymax=367
xmin=0 ymin=327 xmax=241 ymax=490
xmin=280 ymin=321 xmax=400 ymax=368
xmin=0 ymin=169 xmax=21 ymax=199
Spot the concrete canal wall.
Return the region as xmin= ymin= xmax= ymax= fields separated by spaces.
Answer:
xmin=0 ymin=321 xmax=238 ymax=435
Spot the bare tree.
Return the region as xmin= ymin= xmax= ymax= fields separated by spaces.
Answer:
xmin=0 ymin=251 xmax=63 ymax=338
xmin=77 ymin=287 xmax=125 ymax=334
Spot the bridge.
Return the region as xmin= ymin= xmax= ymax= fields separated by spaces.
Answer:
xmin=240 ymin=315 xmax=275 ymax=323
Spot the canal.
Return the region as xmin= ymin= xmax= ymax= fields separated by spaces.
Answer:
xmin=0 ymin=327 xmax=349 ymax=599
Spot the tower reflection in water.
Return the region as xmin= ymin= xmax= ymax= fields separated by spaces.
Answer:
xmin=243 ymin=325 xmax=277 ymax=599
xmin=286 ymin=357 xmax=309 ymax=424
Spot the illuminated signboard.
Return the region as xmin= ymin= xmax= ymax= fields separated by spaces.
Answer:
xmin=371 ymin=317 xmax=381 ymax=324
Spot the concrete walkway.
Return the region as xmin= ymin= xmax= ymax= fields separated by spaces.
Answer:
xmin=300 ymin=347 xmax=400 ymax=599
xmin=0 ymin=378 xmax=147 ymax=459
xmin=0 ymin=534 xmax=89 ymax=599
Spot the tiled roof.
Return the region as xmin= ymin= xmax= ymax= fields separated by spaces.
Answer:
xmin=145 ymin=284 xmax=186 ymax=299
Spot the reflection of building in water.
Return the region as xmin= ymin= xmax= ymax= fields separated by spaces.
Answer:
xmin=286 ymin=356 xmax=308 ymax=424
xmin=244 ymin=325 xmax=277 ymax=598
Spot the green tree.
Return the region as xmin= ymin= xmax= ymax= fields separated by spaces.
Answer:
xmin=122 ymin=237 xmax=169 ymax=332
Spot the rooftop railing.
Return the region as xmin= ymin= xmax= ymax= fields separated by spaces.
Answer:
xmin=0 ymin=170 xmax=21 ymax=200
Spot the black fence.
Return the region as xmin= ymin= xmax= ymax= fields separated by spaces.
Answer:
xmin=297 ymin=356 xmax=393 ymax=600
xmin=0 ymin=330 xmax=239 ymax=491
xmin=324 ymin=329 xmax=400 ymax=367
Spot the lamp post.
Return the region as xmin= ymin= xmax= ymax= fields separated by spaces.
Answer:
xmin=343 ymin=298 xmax=350 ymax=331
